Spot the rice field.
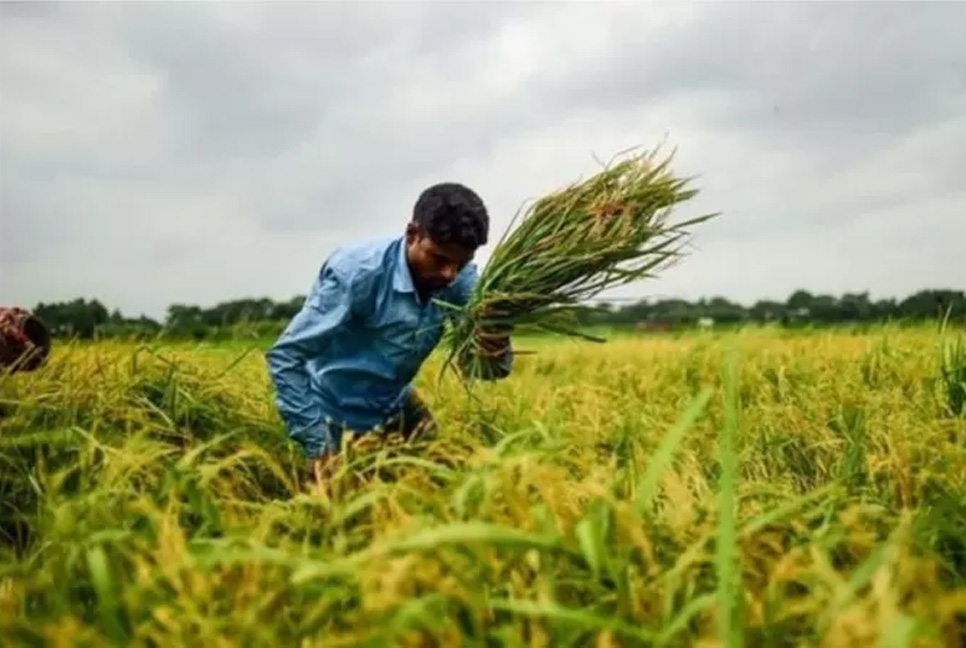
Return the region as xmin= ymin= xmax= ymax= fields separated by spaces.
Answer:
xmin=1 ymin=324 xmax=965 ymax=647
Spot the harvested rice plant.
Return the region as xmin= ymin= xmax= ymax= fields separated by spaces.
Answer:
xmin=2 ymin=325 xmax=965 ymax=647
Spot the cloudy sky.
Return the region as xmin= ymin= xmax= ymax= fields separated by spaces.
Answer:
xmin=1 ymin=1 xmax=964 ymax=320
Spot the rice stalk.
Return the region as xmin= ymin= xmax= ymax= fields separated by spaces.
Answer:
xmin=938 ymin=308 xmax=966 ymax=418
xmin=2 ymin=328 xmax=966 ymax=645
xmin=440 ymin=144 xmax=718 ymax=377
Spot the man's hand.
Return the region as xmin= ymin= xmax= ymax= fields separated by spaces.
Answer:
xmin=460 ymin=324 xmax=513 ymax=381
xmin=474 ymin=325 xmax=511 ymax=359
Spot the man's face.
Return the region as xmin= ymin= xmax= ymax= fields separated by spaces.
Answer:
xmin=405 ymin=223 xmax=475 ymax=292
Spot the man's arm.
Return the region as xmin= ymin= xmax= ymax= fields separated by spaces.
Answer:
xmin=447 ymin=264 xmax=514 ymax=381
xmin=265 ymin=263 xmax=364 ymax=457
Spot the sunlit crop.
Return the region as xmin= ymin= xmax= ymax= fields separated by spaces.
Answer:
xmin=2 ymin=324 xmax=965 ymax=646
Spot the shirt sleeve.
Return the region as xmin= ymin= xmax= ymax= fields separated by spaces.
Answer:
xmin=265 ymin=262 xmax=368 ymax=456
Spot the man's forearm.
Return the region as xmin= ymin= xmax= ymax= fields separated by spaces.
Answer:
xmin=266 ymin=343 xmax=319 ymax=425
xmin=265 ymin=260 xmax=369 ymax=458
xmin=265 ymin=344 xmax=329 ymax=456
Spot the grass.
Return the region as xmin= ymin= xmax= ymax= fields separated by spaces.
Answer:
xmin=1 ymin=323 xmax=965 ymax=646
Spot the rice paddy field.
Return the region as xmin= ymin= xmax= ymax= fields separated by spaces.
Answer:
xmin=1 ymin=324 xmax=965 ymax=647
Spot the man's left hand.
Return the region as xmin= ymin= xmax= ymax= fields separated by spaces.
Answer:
xmin=475 ymin=325 xmax=511 ymax=358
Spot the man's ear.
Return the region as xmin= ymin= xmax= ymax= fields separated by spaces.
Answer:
xmin=405 ymin=221 xmax=419 ymax=243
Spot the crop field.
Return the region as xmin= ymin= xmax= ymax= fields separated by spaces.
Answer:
xmin=1 ymin=324 xmax=965 ymax=647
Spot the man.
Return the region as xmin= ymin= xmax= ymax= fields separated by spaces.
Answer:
xmin=265 ymin=182 xmax=513 ymax=481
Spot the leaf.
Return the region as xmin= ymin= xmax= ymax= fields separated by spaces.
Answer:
xmin=716 ymin=347 xmax=742 ymax=647
xmin=86 ymin=546 xmax=127 ymax=642
xmin=634 ymin=387 xmax=712 ymax=517
xmin=488 ymin=598 xmax=656 ymax=642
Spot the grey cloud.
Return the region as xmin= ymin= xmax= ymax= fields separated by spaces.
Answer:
xmin=112 ymin=2 xmax=545 ymax=161
xmin=0 ymin=185 xmax=62 ymax=264
xmin=548 ymin=3 xmax=966 ymax=152
xmin=1 ymin=2 xmax=964 ymax=318
xmin=0 ymin=2 xmax=553 ymax=240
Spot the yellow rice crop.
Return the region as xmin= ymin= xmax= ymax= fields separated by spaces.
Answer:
xmin=1 ymin=324 xmax=965 ymax=646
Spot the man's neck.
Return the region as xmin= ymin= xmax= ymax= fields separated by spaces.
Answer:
xmin=403 ymin=246 xmax=431 ymax=304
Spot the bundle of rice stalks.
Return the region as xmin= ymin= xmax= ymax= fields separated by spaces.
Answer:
xmin=440 ymin=145 xmax=718 ymax=377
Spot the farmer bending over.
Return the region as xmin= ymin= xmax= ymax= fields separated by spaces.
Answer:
xmin=266 ymin=183 xmax=513 ymax=482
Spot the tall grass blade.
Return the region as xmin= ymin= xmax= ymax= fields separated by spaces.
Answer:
xmin=488 ymin=598 xmax=657 ymax=642
xmin=634 ymin=387 xmax=712 ymax=517
xmin=717 ymin=348 xmax=742 ymax=647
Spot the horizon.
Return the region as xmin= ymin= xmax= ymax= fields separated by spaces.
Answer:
xmin=30 ymin=286 xmax=965 ymax=324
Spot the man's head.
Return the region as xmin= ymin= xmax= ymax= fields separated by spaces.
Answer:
xmin=405 ymin=182 xmax=489 ymax=292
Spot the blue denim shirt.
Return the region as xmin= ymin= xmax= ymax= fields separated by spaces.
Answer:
xmin=265 ymin=235 xmax=511 ymax=457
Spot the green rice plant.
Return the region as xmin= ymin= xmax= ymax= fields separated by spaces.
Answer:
xmin=829 ymin=403 xmax=869 ymax=491
xmin=938 ymin=311 xmax=966 ymax=418
xmin=441 ymin=145 xmax=717 ymax=376
xmin=716 ymin=347 xmax=743 ymax=647
xmin=2 ymin=327 xmax=966 ymax=646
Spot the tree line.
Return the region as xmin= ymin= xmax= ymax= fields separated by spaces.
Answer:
xmin=574 ymin=289 xmax=966 ymax=329
xmin=27 ymin=288 xmax=965 ymax=342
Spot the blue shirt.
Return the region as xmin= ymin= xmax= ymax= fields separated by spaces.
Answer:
xmin=265 ymin=235 xmax=511 ymax=457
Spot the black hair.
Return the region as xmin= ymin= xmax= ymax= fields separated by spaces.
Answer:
xmin=412 ymin=182 xmax=489 ymax=249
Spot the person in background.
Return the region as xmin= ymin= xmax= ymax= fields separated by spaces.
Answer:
xmin=266 ymin=182 xmax=513 ymax=484
xmin=0 ymin=307 xmax=51 ymax=373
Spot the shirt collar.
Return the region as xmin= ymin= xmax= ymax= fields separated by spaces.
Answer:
xmin=392 ymin=236 xmax=416 ymax=294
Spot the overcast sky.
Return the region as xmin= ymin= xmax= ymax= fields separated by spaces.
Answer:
xmin=2 ymin=1 xmax=964 ymax=319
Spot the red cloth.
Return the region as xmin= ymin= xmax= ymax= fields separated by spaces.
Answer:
xmin=0 ymin=307 xmax=43 ymax=370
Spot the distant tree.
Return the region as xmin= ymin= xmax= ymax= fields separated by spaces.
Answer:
xmin=270 ymin=296 xmax=305 ymax=320
xmin=33 ymin=298 xmax=108 ymax=339
xmin=787 ymin=290 xmax=815 ymax=313
xmin=705 ymin=297 xmax=746 ymax=324
xmin=750 ymin=300 xmax=785 ymax=323
xmin=838 ymin=292 xmax=872 ymax=322
xmin=897 ymin=290 xmax=965 ymax=320
xmin=27 ymin=287 xmax=965 ymax=342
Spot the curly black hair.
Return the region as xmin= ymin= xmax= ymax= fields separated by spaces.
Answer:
xmin=412 ymin=182 xmax=489 ymax=249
